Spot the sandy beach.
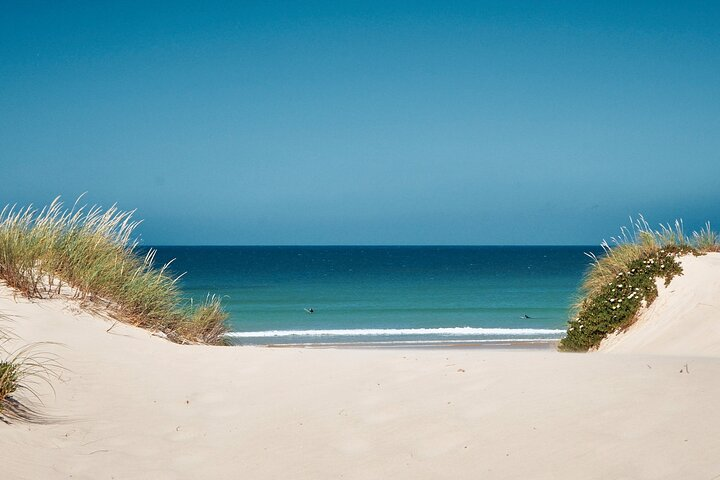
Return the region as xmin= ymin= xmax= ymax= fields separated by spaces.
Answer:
xmin=4 ymin=1 xmax=719 ymax=477
xmin=3 ymin=255 xmax=720 ymax=479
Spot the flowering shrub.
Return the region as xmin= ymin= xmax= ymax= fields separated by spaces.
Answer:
xmin=559 ymin=245 xmax=694 ymax=352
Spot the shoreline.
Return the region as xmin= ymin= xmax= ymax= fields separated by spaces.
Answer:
xmin=263 ymin=339 xmax=559 ymax=350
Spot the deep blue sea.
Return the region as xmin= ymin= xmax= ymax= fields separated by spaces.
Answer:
xmin=150 ymin=246 xmax=599 ymax=346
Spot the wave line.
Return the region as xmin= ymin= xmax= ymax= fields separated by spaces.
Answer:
xmin=226 ymin=327 xmax=565 ymax=338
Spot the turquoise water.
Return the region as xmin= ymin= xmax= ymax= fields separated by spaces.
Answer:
xmin=151 ymin=246 xmax=598 ymax=345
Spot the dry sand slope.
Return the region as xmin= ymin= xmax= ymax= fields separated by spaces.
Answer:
xmin=2 ymin=254 xmax=720 ymax=480
xmin=599 ymin=252 xmax=720 ymax=356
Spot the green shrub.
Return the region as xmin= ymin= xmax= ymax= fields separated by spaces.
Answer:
xmin=560 ymin=216 xmax=718 ymax=352
xmin=559 ymin=245 xmax=692 ymax=352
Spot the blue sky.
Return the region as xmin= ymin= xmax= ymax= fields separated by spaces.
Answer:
xmin=1 ymin=1 xmax=719 ymax=245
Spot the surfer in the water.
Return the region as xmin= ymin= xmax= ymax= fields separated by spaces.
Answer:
xmin=305 ymin=308 xmax=315 ymax=314
xmin=521 ymin=314 xmax=531 ymax=319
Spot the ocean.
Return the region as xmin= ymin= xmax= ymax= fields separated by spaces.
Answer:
xmin=150 ymin=246 xmax=599 ymax=346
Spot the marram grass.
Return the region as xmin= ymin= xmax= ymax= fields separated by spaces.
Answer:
xmin=0 ymin=323 xmax=60 ymax=412
xmin=0 ymin=197 xmax=229 ymax=345
xmin=0 ymin=344 xmax=59 ymax=412
xmin=0 ymin=325 xmax=15 ymax=407
xmin=559 ymin=217 xmax=718 ymax=352
xmin=0 ymin=361 xmax=18 ymax=403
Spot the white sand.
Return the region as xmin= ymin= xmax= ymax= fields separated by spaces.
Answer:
xmin=3 ymin=256 xmax=720 ymax=479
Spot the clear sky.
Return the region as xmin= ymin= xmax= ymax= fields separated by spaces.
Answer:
xmin=1 ymin=1 xmax=719 ymax=245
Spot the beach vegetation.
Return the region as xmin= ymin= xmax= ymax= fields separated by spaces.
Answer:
xmin=0 ymin=325 xmax=15 ymax=405
xmin=0 ymin=197 xmax=229 ymax=345
xmin=0 ymin=351 xmax=60 ymax=415
xmin=0 ymin=324 xmax=59 ymax=414
xmin=0 ymin=360 xmax=19 ymax=405
xmin=560 ymin=217 xmax=718 ymax=352
xmin=693 ymin=222 xmax=720 ymax=252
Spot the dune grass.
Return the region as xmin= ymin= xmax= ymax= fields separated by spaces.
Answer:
xmin=0 ymin=343 xmax=59 ymax=413
xmin=0 ymin=321 xmax=59 ymax=413
xmin=0 ymin=197 xmax=228 ymax=345
xmin=0 ymin=360 xmax=19 ymax=405
xmin=559 ymin=217 xmax=718 ymax=352
xmin=0 ymin=324 xmax=17 ymax=407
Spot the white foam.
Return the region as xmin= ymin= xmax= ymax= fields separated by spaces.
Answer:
xmin=244 ymin=338 xmax=556 ymax=346
xmin=226 ymin=327 xmax=565 ymax=338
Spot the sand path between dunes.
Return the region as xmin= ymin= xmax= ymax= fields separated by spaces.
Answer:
xmin=2 ymin=264 xmax=720 ymax=479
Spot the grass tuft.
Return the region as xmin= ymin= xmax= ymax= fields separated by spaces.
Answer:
xmin=693 ymin=222 xmax=720 ymax=252
xmin=0 ymin=344 xmax=62 ymax=414
xmin=559 ymin=216 xmax=718 ymax=352
xmin=0 ymin=321 xmax=60 ymax=413
xmin=0 ymin=360 xmax=19 ymax=404
xmin=0 ymin=197 xmax=229 ymax=345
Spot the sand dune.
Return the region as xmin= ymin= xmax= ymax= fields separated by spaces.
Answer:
xmin=599 ymin=252 xmax=720 ymax=356
xmin=3 ymin=266 xmax=720 ymax=479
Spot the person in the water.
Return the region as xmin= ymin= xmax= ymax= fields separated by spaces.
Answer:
xmin=521 ymin=314 xmax=531 ymax=319
xmin=305 ymin=308 xmax=314 ymax=314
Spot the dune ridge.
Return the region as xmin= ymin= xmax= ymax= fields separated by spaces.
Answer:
xmin=598 ymin=252 xmax=720 ymax=356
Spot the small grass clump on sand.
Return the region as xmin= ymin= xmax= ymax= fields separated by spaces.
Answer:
xmin=0 ymin=326 xmax=15 ymax=405
xmin=559 ymin=217 xmax=717 ymax=352
xmin=0 ymin=197 xmax=229 ymax=345
xmin=693 ymin=221 xmax=720 ymax=252
xmin=0 ymin=324 xmax=59 ymax=413
xmin=0 ymin=360 xmax=19 ymax=405
xmin=0 ymin=350 xmax=61 ymax=414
